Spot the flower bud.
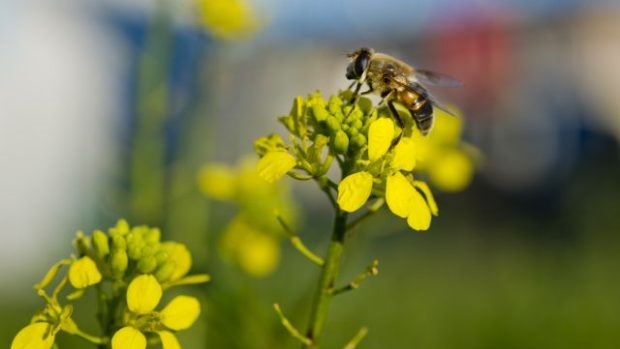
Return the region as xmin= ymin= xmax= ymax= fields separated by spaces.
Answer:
xmin=351 ymin=133 xmax=367 ymax=149
xmin=109 ymin=219 xmax=129 ymax=237
xmin=74 ymin=231 xmax=91 ymax=256
xmin=327 ymin=95 xmax=343 ymax=114
xmin=325 ymin=116 xmax=341 ymax=133
xmin=112 ymin=235 xmax=126 ymax=251
xmin=351 ymin=119 xmax=363 ymax=131
xmin=311 ymin=105 xmax=329 ymax=122
xmin=92 ymin=230 xmax=110 ymax=258
xmin=111 ymin=250 xmax=128 ymax=277
xmin=128 ymin=241 xmax=144 ymax=260
xmin=155 ymin=251 xmax=170 ymax=265
xmin=137 ymin=255 xmax=158 ymax=273
xmin=155 ymin=261 xmax=176 ymax=283
xmin=141 ymin=245 xmax=156 ymax=258
xmin=332 ymin=130 xmax=349 ymax=154
xmin=145 ymin=228 xmax=161 ymax=245
xmin=347 ymin=127 xmax=359 ymax=136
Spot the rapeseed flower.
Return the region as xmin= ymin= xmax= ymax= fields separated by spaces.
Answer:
xmin=12 ymin=220 xmax=208 ymax=349
xmin=199 ymin=157 xmax=296 ymax=276
xmin=255 ymin=91 xmax=445 ymax=231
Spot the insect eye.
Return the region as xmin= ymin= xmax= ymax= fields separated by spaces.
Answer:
xmin=354 ymin=54 xmax=369 ymax=77
xmin=382 ymin=76 xmax=390 ymax=84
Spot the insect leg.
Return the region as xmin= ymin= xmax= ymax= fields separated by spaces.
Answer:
xmin=387 ymin=100 xmax=404 ymax=147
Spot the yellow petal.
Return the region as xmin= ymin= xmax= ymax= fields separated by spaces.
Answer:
xmin=413 ymin=181 xmax=438 ymax=216
xmin=428 ymin=149 xmax=474 ymax=192
xmin=256 ymin=151 xmax=296 ymax=183
xmin=160 ymin=242 xmax=192 ymax=281
xmin=126 ymin=275 xmax=162 ymax=314
xmin=391 ymin=137 xmax=416 ymax=171
xmin=68 ymin=256 xmax=102 ymax=289
xmin=337 ymin=171 xmax=373 ymax=212
xmin=385 ymin=173 xmax=415 ymax=218
xmin=11 ymin=323 xmax=55 ymax=349
xmin=158 ymin=331 xmax=181 ymax=349
xmin=160 ymin=296 xmax=201 ymax=331
xmin=198 ymin=164 xmax=237 ymax=201
xmin=111 ymin=327 xmax=146 ymax=349
xmin=368 ymin=118 xmax=394 ymax=161
xmin=406 ymin=190 xmax=432 ymax=231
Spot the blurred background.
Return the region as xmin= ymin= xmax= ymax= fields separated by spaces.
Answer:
xmin=1 ymin=0 xmax=619 ymax=348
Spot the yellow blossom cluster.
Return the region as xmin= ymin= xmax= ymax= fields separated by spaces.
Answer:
xmin=254 ymin=91 xmax=476 ymax=231
xmin=11 ymin=220 xmax=209 ymax=349
xmin=199 ymin=158 xmax=297 ymax=277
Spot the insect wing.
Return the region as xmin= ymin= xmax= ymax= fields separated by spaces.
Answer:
xmin=413 ymin=69 xmax=463 ymax=88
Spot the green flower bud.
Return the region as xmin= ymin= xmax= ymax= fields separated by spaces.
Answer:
xmin=128 ymin=241 xmax=144 ymax=260
xmin=325 ymin=116 xmax=341 ymax=133
xmin=155 ymin=262 xmax=176 ymax=283
xmin=110 ymin=250 xmax=128 ymax=277
xmin=351 ymin=119 xmax=363 ymax=131
xmin=333 ymin=110 xmax=345 ymax=122
xmin=112 ymin=235 xmax=126 ymax=251
xmin=155 ymin=251 xmax=169 ymax=265
xmin=332 ymin=130 xmax=349 ymax=154
xmin=351 ymin=133 xmax=367 ymax=149
xmin=141 ymin=245 xmax=156 ymax=258
xmin=327 ymin=95 xmax=343 ymax=114
xmin=348 ymin=127 xmax=359 ymax=136
xmin=311 ymin=105 xmax=330 ymax=122
xmin=137 ymin=256 xmax=158 ymax=273
xmin=342 ymin=124 xmax=350 ymax=131
xmin=348 ymin=108 xmax=363 ymax=121
xmin=278 ymin=115 xmax=295 ymax=134
xmin=74 ymin=231 xmax=91 ymax=256
xmin=92 ymin=230 xmax=110 ymax=259
xmin=144 ymin=228 xmax=161 ymax=245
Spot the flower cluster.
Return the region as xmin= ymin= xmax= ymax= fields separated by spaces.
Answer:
xmin=199 ymin=157 xmax=297 ymax=277
xmin=197 ymin=0 xmax=258 ymax=40
xmin=11 ymin=219 xmax=209 ymax=349
xmin=254 ymin=91 xmax=475 ymax=231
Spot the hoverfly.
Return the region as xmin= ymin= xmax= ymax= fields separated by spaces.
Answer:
xmin=345 ymin=47 xmax=462 ymax=136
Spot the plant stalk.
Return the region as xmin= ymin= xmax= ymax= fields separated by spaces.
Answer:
xmin=304 ymin=209 xmax=348 ymax=347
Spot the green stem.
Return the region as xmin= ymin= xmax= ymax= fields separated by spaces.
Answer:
xmin=304 ymin=209 xmax=348 ymax=347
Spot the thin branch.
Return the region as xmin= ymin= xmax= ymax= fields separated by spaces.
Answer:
xmin=273 ymin=303 xmax=313 ymax=347
xmin=343 ymin=327 xmax=369 ymax=349
xmin=288 ymin=171 xmax=314 ymax=181
xmin=331 ymin=259 xmax=379 ymax=296
xmin=346 ymin=199 xmax=385 ymax=231
xmin=276 ymin=213 xmax=324 ymax=266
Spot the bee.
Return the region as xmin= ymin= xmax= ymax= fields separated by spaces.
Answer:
xmin=345 ymin=47 xmax=461 ymax=136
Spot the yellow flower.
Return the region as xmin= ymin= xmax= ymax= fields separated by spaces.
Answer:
xmin=428 ymin=149 xmax=474 ymax=192
xmin=160 ymin=242 xmax=192 ymax=281
xmin=220 ymin=218 xmax=281 ymax=277
xmin=11 ymin=323 xmax=55 ymax=349
xmin=198 ymin=0 xmax=258 ymax=40
xmin=126 ymin=274 xmax=162 ymax=314
xmin=197 ymin=164 xmax=237 ymax=201
xmin=391 ymin=136 xmax=416 ymax=171
xmin=68 ymin=256 xmax=102 ymax=289
xmin=257 ymin=151 xmax=297 ymax=183
xmin=337 ymin=171 xmax=374 ymax=212
xmin=368 ymin=118 xmax=394 ymax=162
xmin=237 ymin=230 xmax=280 ymax=278
xmin=111 ymin=326 xmax=146 ymax=349
xmin=159 ymin=296 xmax=201 ymax=331
xmin=385 ymin=172 xmax=438 ymax=231
xmin=115 ymin=276 xmax=201 ymax=349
